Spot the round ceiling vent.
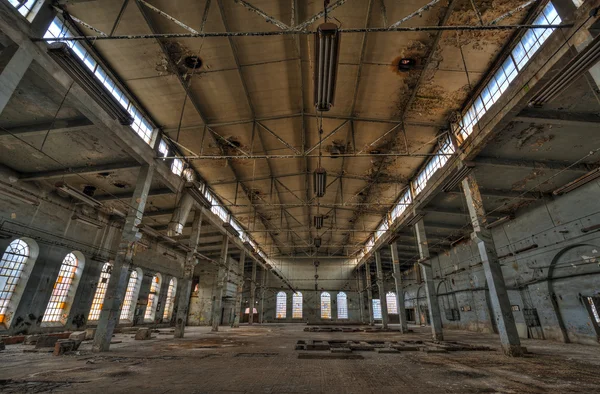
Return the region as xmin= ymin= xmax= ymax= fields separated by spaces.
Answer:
xmin=184 ymin=55 xmax=203 ymax=69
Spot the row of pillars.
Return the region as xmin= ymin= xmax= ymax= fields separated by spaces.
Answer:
xmin=359 ymin=172 xmax=524 ymax=357
xmin=89 ymin=161 xmax=264 ymax=351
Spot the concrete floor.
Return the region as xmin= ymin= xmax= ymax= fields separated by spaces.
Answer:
xmin=1 ymin=324 xmax=599 ymax=393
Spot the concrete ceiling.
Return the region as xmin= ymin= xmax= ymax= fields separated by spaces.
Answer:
xmin=4 ymin=0 xmax=596 ymax=264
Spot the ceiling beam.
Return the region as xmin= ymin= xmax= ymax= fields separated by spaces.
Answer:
xmin=20 ymin=161 xmax=140 ymax=181
xmin=513 ymin=108 xmax=600 ymax=127
xmin=95 ymin=187 xmax=173 ymax=202
xmin=475 ymin=156 xmax=593 ymax=172
xmin=0 ymin=117 xmax=95 ymax=138
xmin=135 ymin=0 xmax=285 ymax=255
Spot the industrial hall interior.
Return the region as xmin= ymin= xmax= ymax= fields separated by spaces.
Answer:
xmin=1 ymin=0 xmax=600 ymax=392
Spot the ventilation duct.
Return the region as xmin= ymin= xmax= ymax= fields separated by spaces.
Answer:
xmin=313 ymin=168 xmax=327 ymax=197
xmin=530 ymin=33 xmax=600 ymax=107
xmin=167 ymin=190 xmax=195 ymax=236
xmin=442 ymin=161 xmax=475 ymax=192
xmin=314 ymin=23 xmax=340 ymax=112
xmin=47 ymin=42 xmax=134 ymax=126
xmin=552 ymin=168 xmax=600 ymax=195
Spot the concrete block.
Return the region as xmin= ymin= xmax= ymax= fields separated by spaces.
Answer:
xmin=331 ymin=347 xmax=352 ymax=353
xmin=85 ymin=328 xmax=96 ymax=340
xmin=377 ymin=348 xmax=399 ymax=354
xmin=35 ymin=335 xmax=59 ymax=349
xmin=24 ymin=335 xmax=40 ymax=345
xmin=135 ymin=328 xmax=151 ymax=340
xmin=69 ymin=331 xmax=86 ymax=342
xmin=53 ymin=339 xmax=78 ymax=356
xmin=0 ymin=340 xmax=5 ymax=351
xmin=306 ymin=340 xmax=329 ymax=351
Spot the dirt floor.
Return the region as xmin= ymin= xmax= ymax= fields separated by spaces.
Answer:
xmin=1 ymin=324 xmax=600 ymax=393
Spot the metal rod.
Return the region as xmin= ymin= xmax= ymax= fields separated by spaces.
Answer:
xmin=159 ymin=152 xmax=454 ymax=160
xmin=293 ymin=0 xmax=349 ymax=31
xmin=137 ymin=0 xmax=199 ymax=34
xmin=490 ymin=0 xmax=537 ymax=25
xmin=388 ymin=0 xmax=442 ymax=29
xmin=257 ymin=122 xmax=301 ymax=155
xmin=33 ymin=24 xmax=570 ymax=41
xmin=305 ymin=119 xmax=349 ymax=155
xmin=234 ymin=0 xmax=290 ymax=30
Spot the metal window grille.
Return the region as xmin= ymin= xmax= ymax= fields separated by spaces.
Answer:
xmin=162 ymin=278 xmax=176 ymax=320
xmin=386 ymin=292 xmax=398 ymax=314
xmin=337 ymin=292 xmax=348 ymax=319
xmin=120 ymin=270 xmax=138 ymax=321
xmin=144 ymin=275 xmax=161 ymax=321
xmin=0 ymin=239 xmax=29 ymax=323
xmin=276 ymin=291 xmax=287 ymax=319
xmin=88 ymin=263 xmax=112 ymax=321
xmin=321 ymin=292 xmax=331 ymax=319
xmin=292 ymin=292 xmax=302 ymax=319
xmin=42 ymin=253 xmax=78 ymax=323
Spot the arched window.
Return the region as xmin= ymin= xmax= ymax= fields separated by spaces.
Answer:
xmin=276 ymin=291 xmax=287 ymax=319
xmin=0 ymin=239 xmax=31 ymax=325
xmin=372 ymin=299 xmax=382 ymax=319
xmin=386 ymin=291 xmax=398 ymax=314
xmin=162 ymin=278 xmax=177 ymax=320
xmin=120 ymin=269 xmax=141 ymax=321
xmin=292 ymin=292 xmax=302 ymax=319
xmin=88 ymin=262 xmax=112 ymax=321
xmin=321 ymin=292 xmax=331 ymax=319
xmin=337 ymin=292 xmax=348 ymax=319
xmin=43 ymin=252 xmax=84 ymax=324
xmin=144 ymin=273 xmax=162 ymax=322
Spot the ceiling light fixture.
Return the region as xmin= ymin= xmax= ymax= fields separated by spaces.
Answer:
xmin=55 ymin=181 xmax=102 ymax=208
xmin=314 ymin=215 xmax=324 ymax=229
xmin=314 ymin=237 xmax=322 ymax=248
xmin=314 ymin=22 xmax=340 ymax=112
xmin=397 ymin=58 xmax=416 ymax=72
xmin=47 ymin=42 xmax=134 ymax=126
xmin=313 ymin=168 xmax=327 ymax=197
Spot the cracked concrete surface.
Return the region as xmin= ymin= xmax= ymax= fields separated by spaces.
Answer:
xmin=2 ymin=324 xmax=600 ymax=393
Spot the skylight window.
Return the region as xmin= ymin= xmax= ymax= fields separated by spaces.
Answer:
xmin=171 ymin=158 xmax=184 ymax=176
xmin=413 ymin=136 xmax=454 ymax=196
xmin=43 ymin=17 xmax=154 ymax=145
xmin=9 ymin=0 xmax=41 ymax=20
xmin=390 ymin=190 xmax=412 ymax=222
xmin=374 ymin=220 xmax=388 ymax=241
xmin=457 ymin=2 xmax=561 ymax=141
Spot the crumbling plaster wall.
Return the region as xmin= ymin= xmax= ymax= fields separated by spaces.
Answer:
xmin=0 ymin=184 xmax=185 ymax=335
xmin=400 ymin=180 xmax=600 ymax=345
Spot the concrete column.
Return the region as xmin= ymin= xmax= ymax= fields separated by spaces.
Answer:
xmin=414 ymin=218 xmax=444 ymax=341
xmin=390 ymin=242 xmax=408 ymax=333
xmin=232 ymin=250 xmax=246 ymax=328
xmin=356 ymin=268 xmax=365 ymax=323
xmin=374 ymin=251 xmax=389 ymax=329
xmin=462 ymin=174 xmax=524 ymax=356
xmin=365 ymin=263 xmax=374 ymax=325
xmin=0 ymin=44 xmax=33 ymax=114
xmin=174 ymin=208 xmax=203 ymax=338
xmin=92 ymin=164 xmax=155 ymax=352
xmin=259 ymin=269 xmax=267 ymax=324
xmin=211 ymin=235 xmax=229 ymax=332
xmin=248 ymin=260 xmax=257 ymax=324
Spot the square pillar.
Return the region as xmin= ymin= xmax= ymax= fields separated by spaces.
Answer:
xmin=374 ymin=251 xmax=389 ymax=329
xmin=175 ymin=208 xmax=203 ymax=338
xmin=365 ymin=263 xmax=374 ymax=325
xmin=232 ymin=250 xmax=246 ymax=328
xmin=259 ymin=268 xmax=267 ymax=324
xmin=390 ymin=242 xmax=409 ymax=333
xmin=248 ymin=260 xmax=257 ymax=324
xmin=211 ymin=235 xmax=229 ymax=332
xmin=92 ymin=164 xmax=155 ymax=352
xmin=414 ymin=218 xmax=444 ymax=341
xmin=356 ymin=268 xmax=365 ymax=324
xmin=462 ymin=174 xmax=524 ymax=356
xmin=0 ymin=43 xmax=33 ymax=114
